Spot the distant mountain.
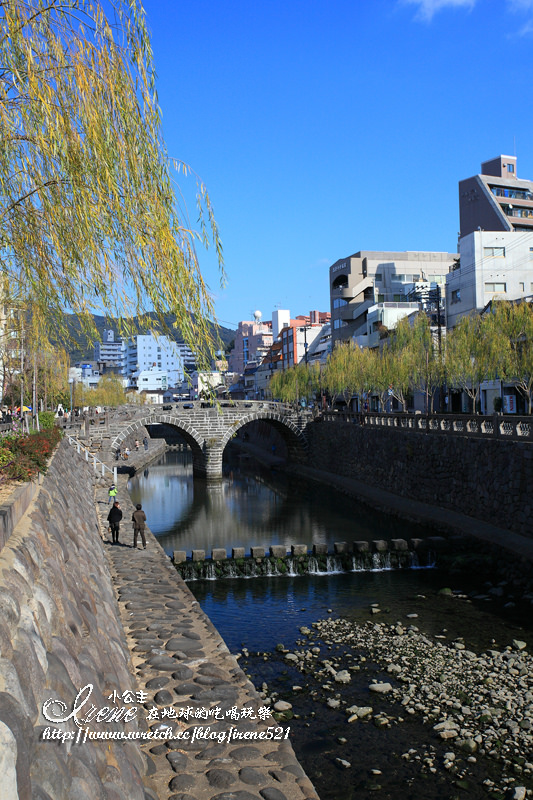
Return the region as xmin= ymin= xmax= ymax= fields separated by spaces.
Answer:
xmin=65 ymin=313 xmax=235 ymax=362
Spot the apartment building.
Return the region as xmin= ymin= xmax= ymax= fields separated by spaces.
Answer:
xmin=330 ymin=250 xmax=456 ymax=347
xmin=448 ymin=156 xmax=533 ymax=327
xmin=94 ymin=329 xmax=122 ymax=366
xmin=121 ymin=333 xmax=185 ymax=389
xmin=226 ymin=316 xmax=273 ymax=375
xmin=447 ymin=230 xmax=533 ymax=328
xmin=459 ymin=155 xmax=533 ymax=237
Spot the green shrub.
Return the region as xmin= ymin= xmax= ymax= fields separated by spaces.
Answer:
xmin=0 ymin=447 xmax=12 ymax=469
xmin=38 ymin=411 xmax=56 ymax=430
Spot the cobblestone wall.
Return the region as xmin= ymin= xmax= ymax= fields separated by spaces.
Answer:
xmin=0 ymin=440 xmax=150 ymax=800
xmin=307 ymin=422 xmax=533 ymax=537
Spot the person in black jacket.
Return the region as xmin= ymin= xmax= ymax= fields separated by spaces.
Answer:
xmin=107 ymin=501 xmax=123 ymax=544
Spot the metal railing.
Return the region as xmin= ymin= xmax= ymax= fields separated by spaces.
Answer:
xmin=319 ymin=410 xmax=533 ymax=441
xmin=64 ymin=434 xmax=117 ymax=482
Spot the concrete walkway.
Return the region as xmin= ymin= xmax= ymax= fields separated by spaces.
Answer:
xmin=96 ymin=477 xmax=318 ymax=800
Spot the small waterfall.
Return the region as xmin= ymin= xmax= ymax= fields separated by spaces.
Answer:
xmin=308 ymin=557 xmax=321 ymax=574
xmin=326 ymin=555 xmax=343 ymax=574
xmin=286 ymin=559 xmax=297 ymax=577
xmin=205 ymin=563 xmax=216 ymax=580
xmin=352 ymin=555 xmax=366 ymax=572
xmin=226 ymin=561 xmax=238 ymax=578
xmin=372 ymin=552 xmax=392 ymax=571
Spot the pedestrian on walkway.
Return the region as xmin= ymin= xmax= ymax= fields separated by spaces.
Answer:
xmin=108 ymin=484 xmax=117 ymax=504
xmin=107 ymin=501 xmax=123 ymax=544
xmin=143 ymin=436 xmax=148 ymax=451
xmin=132 ymin=503 xmax=147 ymax=549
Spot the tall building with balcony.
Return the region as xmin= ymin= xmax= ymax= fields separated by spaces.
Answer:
xmin=459 ymin=155 xmax=533 ymax=236
xmin=94 ymin=329 xmax=122 ymax=366
xmin=330 ymin=251 xmax=456 ymax=347
xmin=448 ymin=156 xmax=533 ymax=328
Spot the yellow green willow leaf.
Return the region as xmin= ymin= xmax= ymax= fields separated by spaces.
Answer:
xmin=0 ymin=0 xmax=225 ymax=367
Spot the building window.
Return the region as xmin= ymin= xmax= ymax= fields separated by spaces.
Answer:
xmin=491 ymin=185 xmax=532 ymax=200
xmin=485 ymin=282 xmax=506 ymax=293
xmin=333 ymin=319 xmax=347 ymax=330
xmin=377 ymin=294 xmax=384 ymax=302
xmin=507 ymin=163 xmax=515 ymax=173
xmin=374 ymin=273 xmax=382 ymax=282
xmin=483 ymin=247 xmax=505 ymax=258
xmin=520 ymin=282 xmax=525 ymax=292
xmin=451 ymin=289 xmax=461 ymax=304
xmin=505 ymin=206 xmax=533 ymax=219
xmin=333 ymin=298 xmax=347 ymax=309
xmin=391 ymin=273 xmax=420 ymax=283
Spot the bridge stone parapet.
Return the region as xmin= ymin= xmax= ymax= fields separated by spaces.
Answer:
xmin=84 ymin=401 xmax=312 ymax=479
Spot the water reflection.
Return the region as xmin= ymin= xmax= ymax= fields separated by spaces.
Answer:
xmin=129 ymin=448 xmax=433 ymax=558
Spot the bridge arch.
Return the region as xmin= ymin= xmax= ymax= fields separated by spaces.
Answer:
xmin=111 ymin=414 xmax=207 ymax=476
xmin=107 ymin=404 xmax=309 ymax=479
xmin=218 ymin=411 xmax=307 ymax=464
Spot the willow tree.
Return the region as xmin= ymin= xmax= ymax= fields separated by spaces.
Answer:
xmin=446 ymin=313 xmax=500 ymax=413
xmin=269 ymin=362 xmax=315 ymax=405
xmin=491 ymin=300 xmax=533 ymax=413
xmin=0 ymin=0 xmax=224 ymax=365
xmin=409 ymin=313 xmax=443 ymax=413
xmin=386 ymin=317 xmax=416 ymax=411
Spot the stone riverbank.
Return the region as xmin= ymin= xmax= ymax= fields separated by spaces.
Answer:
xmin=95 ymin=469 xmax=319 ymax=800
xmin=0 ymin=437 xmax=319 ymax=799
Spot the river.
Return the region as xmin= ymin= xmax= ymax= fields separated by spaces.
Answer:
xmin=128 ymin=447 xmax=533 ymax=800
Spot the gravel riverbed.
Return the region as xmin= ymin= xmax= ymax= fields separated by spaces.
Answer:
xmin=239 ymin=592 xmax=533 ymax=800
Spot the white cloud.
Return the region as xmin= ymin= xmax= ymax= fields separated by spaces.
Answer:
xmin=404 ymin=0 xmax=477 ymax=22
xmin=507 ymin=0 xmax=533 ymax=11
xmin=505 ymin=0 xmax=533 ymax=36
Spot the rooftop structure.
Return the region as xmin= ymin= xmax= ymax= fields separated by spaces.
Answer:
xmin=459 ymin=155 xmax=533 ymax=237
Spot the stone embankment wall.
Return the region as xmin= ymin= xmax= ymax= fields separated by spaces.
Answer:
xmin=307 ymin=422 xmax=532 ymax=537
xmin=0 ymin=441 xmax=150 ymax=800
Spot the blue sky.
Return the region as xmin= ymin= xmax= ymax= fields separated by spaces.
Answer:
xmin=144 ymin=0 xmax=533 ymax=330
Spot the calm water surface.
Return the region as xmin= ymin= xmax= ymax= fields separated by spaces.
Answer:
xmin=129 ymin=448 xmax=532 ymax=800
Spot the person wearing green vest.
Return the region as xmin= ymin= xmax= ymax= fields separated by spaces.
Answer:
xmin=108 ymin=484 xmax=117 ymax=504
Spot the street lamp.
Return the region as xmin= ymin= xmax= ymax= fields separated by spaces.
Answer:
xmin=68 ymin=379 xmax=74 ymax=416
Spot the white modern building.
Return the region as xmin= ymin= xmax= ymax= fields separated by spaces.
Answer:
xmin=447 ymin=230 xmax=533 ymax=328
xmin=131 ymin=368 xmax=169 ymax=392
xmin=121 ymin=334 xmax=185 ymax=388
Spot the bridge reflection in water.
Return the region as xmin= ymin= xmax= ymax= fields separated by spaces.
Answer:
xmin=128 ymin=448 xmax=434 ymax=560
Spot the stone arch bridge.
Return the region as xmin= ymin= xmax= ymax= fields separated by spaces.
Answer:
xmin=88 ymin=401 xmax=312 ymax=479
